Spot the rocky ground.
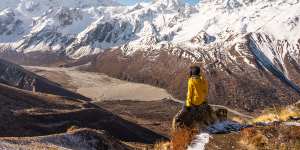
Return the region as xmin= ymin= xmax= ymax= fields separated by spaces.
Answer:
xmin=0 ymin=83 xmax=165 ymax=142
xmin=35 ymin=65 xmax=300 ymax=150
xmin=0 ymin=61 xmax=299 ymax=150
xmin=0 ymin=61 xmax=173 ymax=149
xmin=97 ymin=100 xmax=182 ymax=137
xmin=0 ymin=0 xmax=300 ymax=149
xmin=0 ymin=128 xmax=132 ymax=150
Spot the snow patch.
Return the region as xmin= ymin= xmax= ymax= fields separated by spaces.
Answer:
xmin=187 ymin=133 xmax=210 ymax=150
xmin=207 ymin=120 xmax=246 ymax=134
xmin=284 ymin=122 xmax=300 ymax=126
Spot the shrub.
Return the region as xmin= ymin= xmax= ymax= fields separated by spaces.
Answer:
xmin=154 ymin=127 xmax=199 ymax=150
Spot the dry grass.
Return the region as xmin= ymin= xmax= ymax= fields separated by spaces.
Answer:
xmin=239 ymin=125 xmax=300 ymax=150
xmin=67 ymin=125 xmax=80 ymax=133
xmin=31 ymin=144 xmax=60 ymax=150
xmin=3 ymin=142 xmax=62 ymax=150
xmin=154 ymin=127 xmax=199 ymax=150
xmin=239 ymin=128 xmax=269 ymax=150
xmin=171 ymin=128 xmax=199 ymax=150
xmin=231 ymin=116 xmax=248 ymax=124
xmin=278 ymin=107 xmax=299 ymax=121
xmin=281 ymin=126 xmax=300 ymax=139
xmin=251 ymin=106 xmax=300 ymax=124
xmin=252 ymin=113 xmax=279 ymax=123
xmin=154 ymin=141 xmax=171 ymax=150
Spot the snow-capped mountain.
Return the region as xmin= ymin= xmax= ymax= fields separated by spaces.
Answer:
xmin=0 ymin=0 xmax=300 ymax=110
xmin=0 ymin=0 xmax=197 ymax=57
xmin=0 ymin=0 xmax=299 ymax=63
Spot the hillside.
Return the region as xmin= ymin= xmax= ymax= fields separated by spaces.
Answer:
xmin=0 ymin=0 xmax=299 ymax=111
xmin=0 ymin=82 xmax=166 ymax=141
xmin=0 ymin=59 xmax=89 ymax=100
xmin=0 ymin=1 xmax=300 ymax=148
xmin=0 ymin=129 xmax=132 ymax=150
xmin=0 ymin=57 xmax=175 ymax=149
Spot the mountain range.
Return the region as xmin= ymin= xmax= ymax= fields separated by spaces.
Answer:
xmin=0 ymin=0 xmax=300 ymax=111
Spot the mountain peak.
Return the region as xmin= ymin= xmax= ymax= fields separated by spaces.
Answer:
xmin=153 ymin=0 xmax=186 ymax=10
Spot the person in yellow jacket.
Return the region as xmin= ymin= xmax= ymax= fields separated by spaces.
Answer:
xmin=186 ymin=66 xmax=208 ymax=108
xmin=173 ymin=65 xmax=211 ymax=129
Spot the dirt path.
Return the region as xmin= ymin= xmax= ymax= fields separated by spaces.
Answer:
xmin=25 ymin=66 xmax=175 ymax=102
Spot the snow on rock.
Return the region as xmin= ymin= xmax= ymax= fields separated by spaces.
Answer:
xmin=0 ymin=0 xmax=198 ymax=58
xmin=249 ymin=33 xmax=300 ymax=94
xmin=187 ymin=133 xmax=210 ymax=150
xmin=188 ymin=120 xmax=248 ymax=150
xmin=188 ymin=120 xmax=300 ymax=150
xmin=284 ymin=122 xmax=300 ymax=126
xmin=0 ymin=0 xmax=299 ymax=66
xmin=206 ymin=120 xmax=247 ymax=134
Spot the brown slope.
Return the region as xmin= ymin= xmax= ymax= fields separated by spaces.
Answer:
xmin=97 ymin=100 xmax=182 ymax=137
xmin=0 ymin=83 xmax=166 ymax=144
xmin=0 ymin=59 xmax=90 ymax=101
xmin=81 ymin=49 xmax=300 ymax=112
xmin=0 ymin=128 xmax=132 ymax=150
xmin=0 ymin=49 xmax=70 ymax=66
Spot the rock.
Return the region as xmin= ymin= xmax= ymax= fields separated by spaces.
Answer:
xmin=172 ymin=104 xmax=228 ymax=131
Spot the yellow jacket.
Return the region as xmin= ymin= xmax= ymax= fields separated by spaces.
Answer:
xmin=186 ymin=75 xmax=208 ymax=107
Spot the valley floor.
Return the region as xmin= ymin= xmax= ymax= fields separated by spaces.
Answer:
xmin=25 ymin=66 xmax=175 ymax=102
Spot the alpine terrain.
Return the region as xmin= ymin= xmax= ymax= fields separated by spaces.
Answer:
xmin=1 ymin=0 xmax=300 ymax=110
xmin=0 ymin=0 xmax=300 ymax=149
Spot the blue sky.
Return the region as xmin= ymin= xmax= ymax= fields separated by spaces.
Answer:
xmin=117 ymin=0 xmax=199 ymax=6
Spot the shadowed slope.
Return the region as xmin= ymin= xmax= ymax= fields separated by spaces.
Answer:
xmin=0 ymin=83 xmax=167 ymax=144
xmin=0 ymin=128 xmax=132 ymax=150
xmin=0 ymin=59 xmax=90 ymax=100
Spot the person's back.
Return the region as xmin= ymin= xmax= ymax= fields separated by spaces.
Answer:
xmin=186 ymin=75 xmax=208 ymax=107
xmin=172 ymin=65 xmax=212 ymax=129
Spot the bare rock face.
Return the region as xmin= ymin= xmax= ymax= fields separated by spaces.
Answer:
xmin=172 ymin=104 xmax=227 ymax=131
xmin=191 ymin=31 xmax=216 ymax=44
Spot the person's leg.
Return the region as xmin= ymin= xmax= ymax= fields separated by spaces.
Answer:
xmin=172 ymin=105 xmax=191 ymax=129
xmin=191 ymin=105 xmax=204 ymax=128
xmin=193 ymin=102 xmax=216 ymax=127
xmin=32 ymin=85 xmax=36 ymax=93
xmin=199 ymin=102 xmax=214 ymax=124
xmin=215 ymin=108 xmax=228 ymax=121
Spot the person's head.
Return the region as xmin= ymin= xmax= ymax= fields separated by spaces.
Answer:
xmin=189 ymin=65 xmax=201 ymax=77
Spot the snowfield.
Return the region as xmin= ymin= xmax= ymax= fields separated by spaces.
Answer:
xmin=0 ymin=0 xmax=298 ymax=59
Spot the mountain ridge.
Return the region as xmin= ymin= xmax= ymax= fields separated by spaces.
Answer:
xmin=0 ymin=0 xmax=300 ymax=111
